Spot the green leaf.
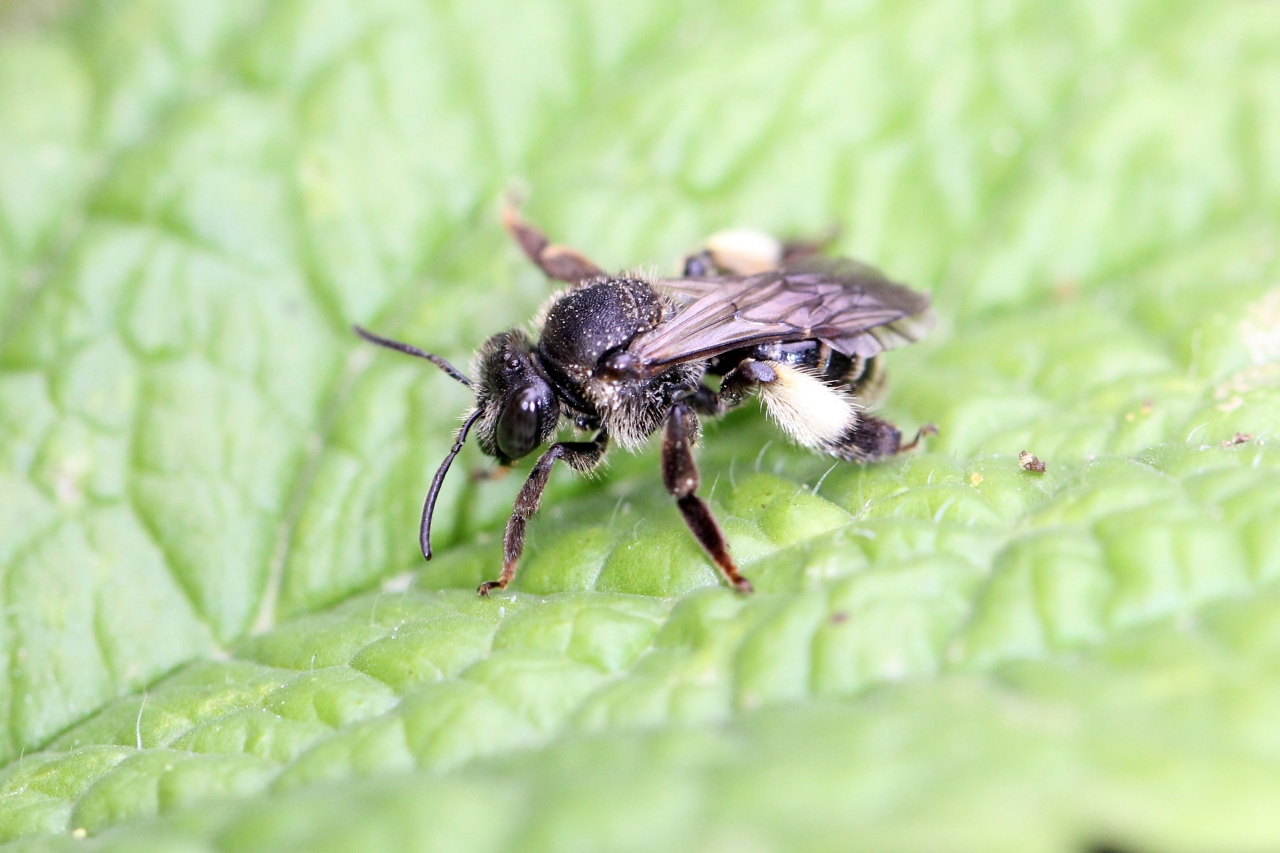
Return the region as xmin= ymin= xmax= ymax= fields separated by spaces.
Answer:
xmin=1 ymin=0 xmax=1279 ymax=850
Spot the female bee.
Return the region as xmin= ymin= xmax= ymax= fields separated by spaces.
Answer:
xmin=355 ymin=203 xmax=934 ymax=595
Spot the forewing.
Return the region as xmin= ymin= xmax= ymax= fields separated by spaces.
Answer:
xmin=636 ymin=257 xmax=933 ymax=372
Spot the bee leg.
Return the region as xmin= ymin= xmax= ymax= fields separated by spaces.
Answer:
xmin=663 ymin=403 xmax=753 ymax=594
xmin=898 ymin=423 xmax=938 ymax=453
xmin=687 ymin=360 xmax=776 ymax=416
xmin=500 ymin=199 xmax=606 ymax=285
xmin=682 ymin=383 xmax=723 ymax=415
xmin=691 ymin=230 xmax=784 ymax=276
xmin=480 ymin=432 xmax=608 ymax=596
xmin=683 ymin=226 xmax=840 ymax=277
xmin=718 ymin=360 xmax=776 ymax=408
xmin=829 ymin=415 xmax=933 ymax=462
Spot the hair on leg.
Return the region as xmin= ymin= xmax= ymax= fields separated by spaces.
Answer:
xmin=828 ymin=415 xmax=934 ymax=462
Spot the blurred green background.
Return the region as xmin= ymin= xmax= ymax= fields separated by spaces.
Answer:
xmin=0 ymin=0 xmax=1279 ymax=850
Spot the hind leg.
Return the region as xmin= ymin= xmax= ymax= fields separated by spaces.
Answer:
xmin=681 ymin=226 xmax=840 ymax=277
xmin=829 ymin=416 xmax=935 ymax=462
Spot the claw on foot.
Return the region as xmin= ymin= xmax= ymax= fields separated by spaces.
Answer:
xmin=477 ymin=579 xmax=507 ymax=597
xmin=900 ymin=423 xmax=938 ymax=453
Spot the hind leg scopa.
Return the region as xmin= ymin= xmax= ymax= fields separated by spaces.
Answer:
xmin=692 ymin=357 xmax=934 ymax=463
xmin=681 ymin=226 xmax=840 ymax=277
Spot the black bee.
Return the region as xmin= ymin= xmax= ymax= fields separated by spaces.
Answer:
xmin=355 ymin=203 xmax=934 ymax=595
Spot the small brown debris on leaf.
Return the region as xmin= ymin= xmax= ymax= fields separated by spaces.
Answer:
xmin=1221 ymin=432 xmax=1252 ymax=448
xmin=1019 ymin=450 xmax=1046 ymax=473
xmin=830 ymin=611 xmax=850 ymax=625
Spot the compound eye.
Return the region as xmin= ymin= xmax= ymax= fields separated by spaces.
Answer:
xmin=496 ymin=383 xmax=551 ymax=460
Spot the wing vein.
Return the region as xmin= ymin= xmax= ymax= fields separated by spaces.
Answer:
xmin=633 ymin=260 xmax=932 ymax=373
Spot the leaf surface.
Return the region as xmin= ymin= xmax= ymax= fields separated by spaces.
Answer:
xmin=1 ymin=1 xmax=1279 ymax=850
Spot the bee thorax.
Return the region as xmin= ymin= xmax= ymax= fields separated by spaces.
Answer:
xmin=538 ymin=279 xmax=664 ymax=369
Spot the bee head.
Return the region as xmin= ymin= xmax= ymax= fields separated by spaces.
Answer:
xmin=473 ymin=329 xmax=561 ymax=463
xmin=352 ymin=324 xmax=560 ymax=560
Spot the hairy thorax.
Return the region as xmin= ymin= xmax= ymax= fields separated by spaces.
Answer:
xmin=535 ymin=278 xmax=701 ymax=449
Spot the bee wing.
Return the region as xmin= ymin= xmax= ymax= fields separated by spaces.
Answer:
xmin=633 ymin=257 xmax=933 ymax=373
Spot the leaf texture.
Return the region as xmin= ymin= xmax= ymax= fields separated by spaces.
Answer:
xmin=0 ymin=0 xmax=1279 ymax=850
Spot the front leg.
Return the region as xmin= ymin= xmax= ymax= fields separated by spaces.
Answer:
xmin=663 ymin=403 xmax=752 ymax=593
xmin=501 ymin=199 xmax=606 ymax=285
xmin=480 ymin=432 xmax=608 ymax=596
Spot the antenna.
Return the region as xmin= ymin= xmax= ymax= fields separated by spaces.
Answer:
xmin=420 ymin=408 xmax=483 ymax=559
xmin=352 ymin=325 xmax=471 ymax=386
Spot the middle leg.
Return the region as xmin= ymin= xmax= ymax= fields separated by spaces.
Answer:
xmin=501 ymin=199 xmax=606 ymax=285
xmin=663 ymin=403 xmax=752 ymax=593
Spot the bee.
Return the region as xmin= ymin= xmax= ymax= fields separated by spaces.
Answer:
xmin=355 ymin=203 xmax=934 ymax=595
